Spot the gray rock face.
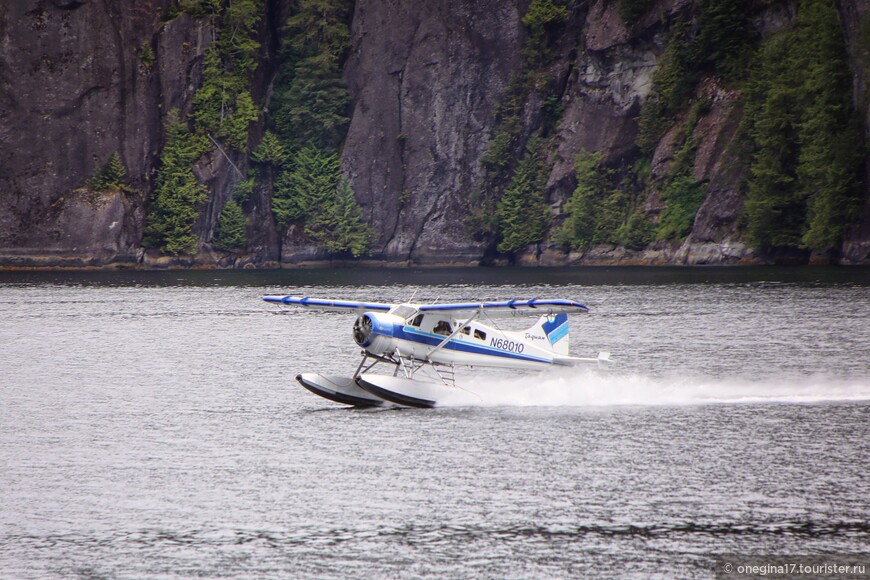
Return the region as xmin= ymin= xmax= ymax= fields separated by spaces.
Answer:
xmin=1 ymin=0 xmax=868 ymax=267
xmin=342 ymin=0 xmax=525 ymax=264
xmin=0 ymin=1 xmax=170 ymax=261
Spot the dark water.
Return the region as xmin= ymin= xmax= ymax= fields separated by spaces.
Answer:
xmin=2 ymin=267 xmax=869 ymax=578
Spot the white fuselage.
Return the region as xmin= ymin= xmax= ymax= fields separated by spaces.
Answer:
xmin=356 ymin=312 xmax=560 ymax=369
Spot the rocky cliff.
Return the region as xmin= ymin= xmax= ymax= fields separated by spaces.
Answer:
xmin=1 ymin=0 xmax=868 ymax=268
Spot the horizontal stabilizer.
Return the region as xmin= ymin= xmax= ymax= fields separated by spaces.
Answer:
xmin=553 ymin=351 xmax=615 ymax=368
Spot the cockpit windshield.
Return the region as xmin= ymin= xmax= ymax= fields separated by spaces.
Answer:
xmin=390 ymin=305 xmax=418 ymax=320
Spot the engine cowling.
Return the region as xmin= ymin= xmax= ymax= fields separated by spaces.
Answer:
xmin=353 ymin=313 xmax=375 ymax=347
xmin=352 ymin=312 xmax=399 ymax=354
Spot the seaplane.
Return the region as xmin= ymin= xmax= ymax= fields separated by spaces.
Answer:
xmin=262 ymin=294 xmax=613 ymax=408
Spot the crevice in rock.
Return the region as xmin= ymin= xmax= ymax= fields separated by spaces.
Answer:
xmin=101 ymin=0 xmax=127 ymax=162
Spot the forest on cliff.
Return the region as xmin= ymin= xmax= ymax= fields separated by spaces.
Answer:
xmin=0 ymin=0 xmax=868 ymax=266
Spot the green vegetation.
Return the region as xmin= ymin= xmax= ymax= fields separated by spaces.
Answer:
xmin=138 ymin=41 xmax=155 ymax=71
xmin=87 ymin=152 xmax=128 ymax=191
xmin=637 ymin=1 xmax=752 ymax=154
xmin=636 ymin=19 xmax=696 ymax=154
xmin=262 ymin=0 xmax=371 ymax=256
xmin=521 ymin=0 xmax=570 ymax=65
xmin=305 ymin=176 xmax=373 ymax=257
xmin=559 ymin=151 xmax=625 ymax=249
xmin=143 ymin=0 xmax=371 ymax=259
xmin=212 ymin=198 xmax=247 ymax=251
xmin=271 ymin=146 xmax=371 ymax=256
xmin=559 ymin=152 xmax=658 ymax=250
xmin=251 ymin=130 xmax=287 ymax=167
xmin=272 ymin=0 xmax=353 ymax=151
xmin=657 ymin=175 xmax=707 ymax=240
xmin=618 ymin=0 xmax=654 ymax=26
xmin=145 ymin=0 xmax=264 ymax=257
xmin=271 ymin=146 xmax=341 ymax=229
xmin=482 ymin=0 xmax=571 ymax=170
xmin=473 ymin=0 xmax=573 ymax=247
xmin=190 ymin=0 xmax=262 ymax=151
xmin=655 ymin=100 xmax=708 ymax=240
xmin=496 ymin=136 xmax=548 ymax=253
xmin=741 ymin=0 xmax=864 ymax=252
xmin=143 ymin=112 xmax=211 ymax=255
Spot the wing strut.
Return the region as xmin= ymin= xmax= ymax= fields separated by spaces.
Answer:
xmin=427 ymin=310 xmax=481 ymax=360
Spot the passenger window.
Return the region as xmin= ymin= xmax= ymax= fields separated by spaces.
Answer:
xmin=474 ymin=329 xmax=486 ymax=340
xmin=433 ymin=321 xmax=452 ymax=336
xmin=461 ymin=326 xmax=471 ymax=335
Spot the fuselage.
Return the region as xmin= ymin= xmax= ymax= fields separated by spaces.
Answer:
xmin=354 ymin=311 xmax=560 ymax=369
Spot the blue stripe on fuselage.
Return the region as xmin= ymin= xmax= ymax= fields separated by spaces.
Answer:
xmin=390 ymin=325 xmax=552 ymax=363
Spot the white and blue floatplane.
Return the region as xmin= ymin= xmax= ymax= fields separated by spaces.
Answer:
xmin=263 ymin=294 xmax=612 ymax=408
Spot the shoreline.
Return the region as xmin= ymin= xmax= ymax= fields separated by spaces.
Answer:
xmin=2 ymin=240 xmax=868 ymax=271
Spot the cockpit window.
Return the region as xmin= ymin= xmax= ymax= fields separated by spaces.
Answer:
xmin=410 ymin=314 xmax=424 ymax=327
xmin=433 ymin=321 xmax=452 ymax=336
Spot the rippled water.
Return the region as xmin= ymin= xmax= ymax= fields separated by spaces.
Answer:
xmin=1 ymin=267 xmax=869 ymax=578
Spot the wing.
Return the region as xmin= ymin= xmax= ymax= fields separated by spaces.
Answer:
xmin=262 ymin=295 xmax=394 ymax=313
xmin=262 ymin=295 xmax=589 ymax=317
xmin=418 ymin=298 xmax=589 ymax=318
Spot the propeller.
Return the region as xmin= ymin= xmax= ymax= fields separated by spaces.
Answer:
xmin=353 ymin=314 xmax=374 ymax=347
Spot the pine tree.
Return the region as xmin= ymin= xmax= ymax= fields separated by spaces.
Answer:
xmin=189 ymin=0 xmax=262 ymax=151
xmin=103 ymin=152 xmax=127 ymax=188
xmin=795 ymin=0 xmax=864 ymax=250
xmin=305 ymin=176 xmax=372 ymax=257
xmin=86 ymin=152 xmax=127 ymax=191
xmin=617 ymin=0 xmax=654 ymax=25
xmin=272 ymin=0 xmax=353 ymax=150
xmin=496 ymin=136 xmax=548 ymax=253
xmin=143 ymin=112 xmax=210 ymax=255
xmin=272 ymin=146 xmax=342 ymax=229
xmin=212 ymin=198 xmax=247 ymax=251
xmin=742 ymin=0 xmax=864 ymax=251
xmin=560 ymin=151 xmax=625 ymax=249
xmin=251 ymin=131 xmax=287 ymax=167
xmin=742 ymin=32 xmax=804 ymax=248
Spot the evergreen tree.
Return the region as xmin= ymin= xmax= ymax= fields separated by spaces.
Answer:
xmin=272 ymin=0 xmax=353 ymax=151
xmin=496 ymin=136 xmax=548 ymax=253
xmin=560 ymin=151 xmax=627 ymax=249
xmin=143 ymin=112 xmax=211 ymax=255
xmin=103 ymin=152 xmax=127 ymax=188
xmin=251 ymin=131 xmax=287 ymax=167
xmin=190 ymin=0 xmax=262 ymax=151
xmin=742 ymin=33 xmax=804 ymax=248
xmin=521 ymin=0 xmax=570 ymax=65
xmin=742 ymin=0 xmax=864 ymax=251
xmin=212 ymin=198 xmax=247 ymax=251
xmin=272 ymin=146 xmax=342 ymax=229
xmin=795 ymin=0 xmax=865 ymax=250
xmin=87 ymin=152 xmax=127 ymax=191
xmin=305 ymin=176 xmax=372 ymax=257
xmin=693 ymin=0 xmax=753 ymax=82
xmin=618 ymin=0 xmax=654 ymax=25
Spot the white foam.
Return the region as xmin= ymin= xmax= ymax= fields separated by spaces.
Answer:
xmin=438 ymin=368 xmax=870 ymax=407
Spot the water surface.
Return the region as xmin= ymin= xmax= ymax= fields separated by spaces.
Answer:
xmin=1 ymin=267 xmax=868 ymax=578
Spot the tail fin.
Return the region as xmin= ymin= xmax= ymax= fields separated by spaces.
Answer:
xmin=528 ymin=313 xmax=570 ymax=356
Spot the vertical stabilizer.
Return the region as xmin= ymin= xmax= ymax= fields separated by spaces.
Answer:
xmin=528 ymin=313 xmax=570 ymax=356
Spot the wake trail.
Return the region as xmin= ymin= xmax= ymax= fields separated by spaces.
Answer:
xmin=438 ymin=369 xmax=870 ymax=407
